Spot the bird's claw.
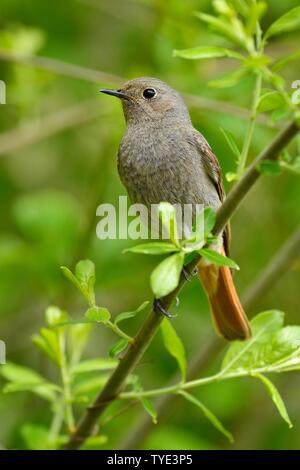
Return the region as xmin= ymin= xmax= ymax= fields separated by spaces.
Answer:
xmin=182 ymin=266 xmax=197 ymax=281
xmin=153 ymin=299 xmax=177 ymax=318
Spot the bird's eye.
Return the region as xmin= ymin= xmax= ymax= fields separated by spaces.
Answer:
xmin=142 ymin=88 xmax=157 ymax=100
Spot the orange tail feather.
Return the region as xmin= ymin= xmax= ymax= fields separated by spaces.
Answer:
xmin=198 ymin=263 xmax=251 ymax=341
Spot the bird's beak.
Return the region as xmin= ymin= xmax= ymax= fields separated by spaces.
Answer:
xmin=100 ymin=89 xmax=130 ymax=101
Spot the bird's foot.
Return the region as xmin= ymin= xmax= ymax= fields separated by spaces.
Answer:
xmin=182 ymin=266 xmax=197 ymax=281
xmin=153 ymin=299 xmax=177 ymax=318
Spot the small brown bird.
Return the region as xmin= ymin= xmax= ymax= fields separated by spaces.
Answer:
xmin=101 ymin=77 xmax=251 ymax=341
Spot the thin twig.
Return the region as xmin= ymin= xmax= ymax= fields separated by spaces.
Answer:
xmin=63 ymin=119 xmax=299 ymax=450
xmin=237 ymin=73 xmax=262 ymax=177
xmin=0 ymin=49 xmax=124 ymax=85
xmin=0 ymin=100 xmax=102 ymax=157
xmin=0 ymin=50 xmax=277 ymax=127
xmin=242 ymin=226 xmax=300 ymax=312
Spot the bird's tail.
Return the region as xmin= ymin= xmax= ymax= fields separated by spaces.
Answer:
xmin=198 ymin=259 xmax=251 ymax=341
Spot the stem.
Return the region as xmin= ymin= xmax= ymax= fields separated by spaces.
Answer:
xmin=0 ymin=100 xmax=102 ymax=158
xmin=237 ymin=17 xmax=263 ymax=177
xmin=237 ymin=72 xmax=262 ymax=177
xmin=63 ymin=119 xmax=299 ymax=450
xmin=280 ymin=161 xmax=300 ymax=177
xmin=263 ymin=66 xmax=294 ymax=110
xmin=242 ymin=226 xmax=300 ymax=311
xmin=120 ymin=360 xmax=297 ymax=400
xmin=106 ymin=321 xmax=134 ymax=343
xmin=59 ymin=331 xmax=75 ymax=433
xmin=48 ymin=397 xmax=65 ymax=445
xmin=119 ymin=370 xmax=257 ymax=400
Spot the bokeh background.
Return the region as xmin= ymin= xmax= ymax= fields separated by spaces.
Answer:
xmin=1 ymin=0 xmax=300 ymax=450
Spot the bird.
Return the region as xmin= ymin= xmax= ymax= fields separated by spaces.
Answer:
xmin=100 ymin=77 xmax=251 ymax=341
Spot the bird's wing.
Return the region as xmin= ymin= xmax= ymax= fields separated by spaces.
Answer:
xmin=191 ymin=129 xmax=231 ymax=255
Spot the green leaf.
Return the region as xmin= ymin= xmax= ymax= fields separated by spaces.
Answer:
xmin=209 ymin=66 xmax=247 ymax=88
xmin=271 ymin=107 xmax=291 ymax=123
xmin=68 ymin=323 xmax=92 ymax=364
xmin=3 ymin=382 xmax=58 ymax=402
xmin=194 ymin=12 xmax=248 ymax=50
xmin=73 ymin=375 xmax=111 ymax=396
xmin=260 ymin=326 xmax=300 ymax=372
xmin=257 ymin=91 xmax=285 ymax=113
xmin=219 ymin=127 xmax=240 ymax=159
xmin=32 ymin=328 xmax=61 ymax=365
xmin=158 ymin=202 xmax=179 ymax=245
xmin=253 ymin=373 xmax=293 ymax=428
xmin=225 ymin=172 xmax=238 ymax=182
xmin=222 ymin=310 xmax=285 ymax=373
xmin=21 ymin=423 xmax=51 ymax=450
xmin=243 ymin=54 xmax=272 ymax=69
xmin=75 ymin=259 xmax=95 ymax=284
xmin=45 ymin=306 xmax=68 ymax=326
xmin=0 ymin=362 xmax=59 ymax=401
xmin=75 ymin=259 xmax=96 ymax=305
xmin=85 ymin=306 xmax=111 ymax=323
xmin=60 ymin=266 xmax=81 ymax=291
xmin=109 ymin=339 xmax=128 ymax=358
xmin=261 ymin=68 xmax=286 ymax=90
xmin=161 ymin=319 xmax=186 ymax=380
xmin=244 ymin=0 xmax=268 ymax=36
xmin=213 ymin=0 xmax=236 ymax=16
xmin=53 ymin=319 xmax=95 ymax=327
xmin=0 ymin=362 xmax=46 ymax=384
xmin=114 ymin=300 xmax=149 ymax=325
xmin=61 ymin=259 xmax=96 ymax=306
xmin=179 ymin=391 xmax=233 ymax=443
xmin=272 ymin=51 xmax=300 ymax=72
xmin=186 ymin=207 xmax=216 ymax=249
xmin=132 ymin=378 xmax=158 ymax=424
xmin=256 ymin=160 xmax=282 ymax=176
xmin=81 ymin=435 xmax=108 ymax=450
xmin=229 ymin=0 xmax=250 ymax=17
xmin=71 ymin=358 xmax=118 ymax=375
xmin=123 ymin=243 xmax=179 ymax=255
xmin=139 ymin=396 xmax=158 ymax=424
xmin=173 ymin=46 xmax=243 ymax=60
xmin=281 ymin=158 xmax=300 ymax=177
xmin=198 ymin=248 xmax=240 ymax=270
xmin=264 ymin=7 xmax=300 ymax=41
xmin=150 ymin=252 xmax=184 ymax=298
xmin=203 ymin=208 xmax=217 ymax=236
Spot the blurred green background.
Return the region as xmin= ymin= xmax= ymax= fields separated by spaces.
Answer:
xmin=0 ymin=0 xmax=300 ymax=450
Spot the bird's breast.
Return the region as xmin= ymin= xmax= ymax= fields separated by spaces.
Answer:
xmin=119 ymin=125 xmax=185 ymax=179
xmin=118 ymin=124 xmax=219 ymax=210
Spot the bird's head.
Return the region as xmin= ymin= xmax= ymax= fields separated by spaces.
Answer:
xmin=100 ymin=77 xmax=190 ymax=125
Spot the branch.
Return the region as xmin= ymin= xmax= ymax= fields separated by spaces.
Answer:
xmin=118 ymin=225 xmax=300 ymax=449
xmin=63 ymin=120 xmax=299 ymax=449
xmin=0 ymin=49 xmax=123 ymax=85
xmin=0 ymin=100 xmax=101 ymax=157
xmin=0 ymin=50 xmax=277 ymax=126
xmin=242 ymin=226 xmax=300 ymax=312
